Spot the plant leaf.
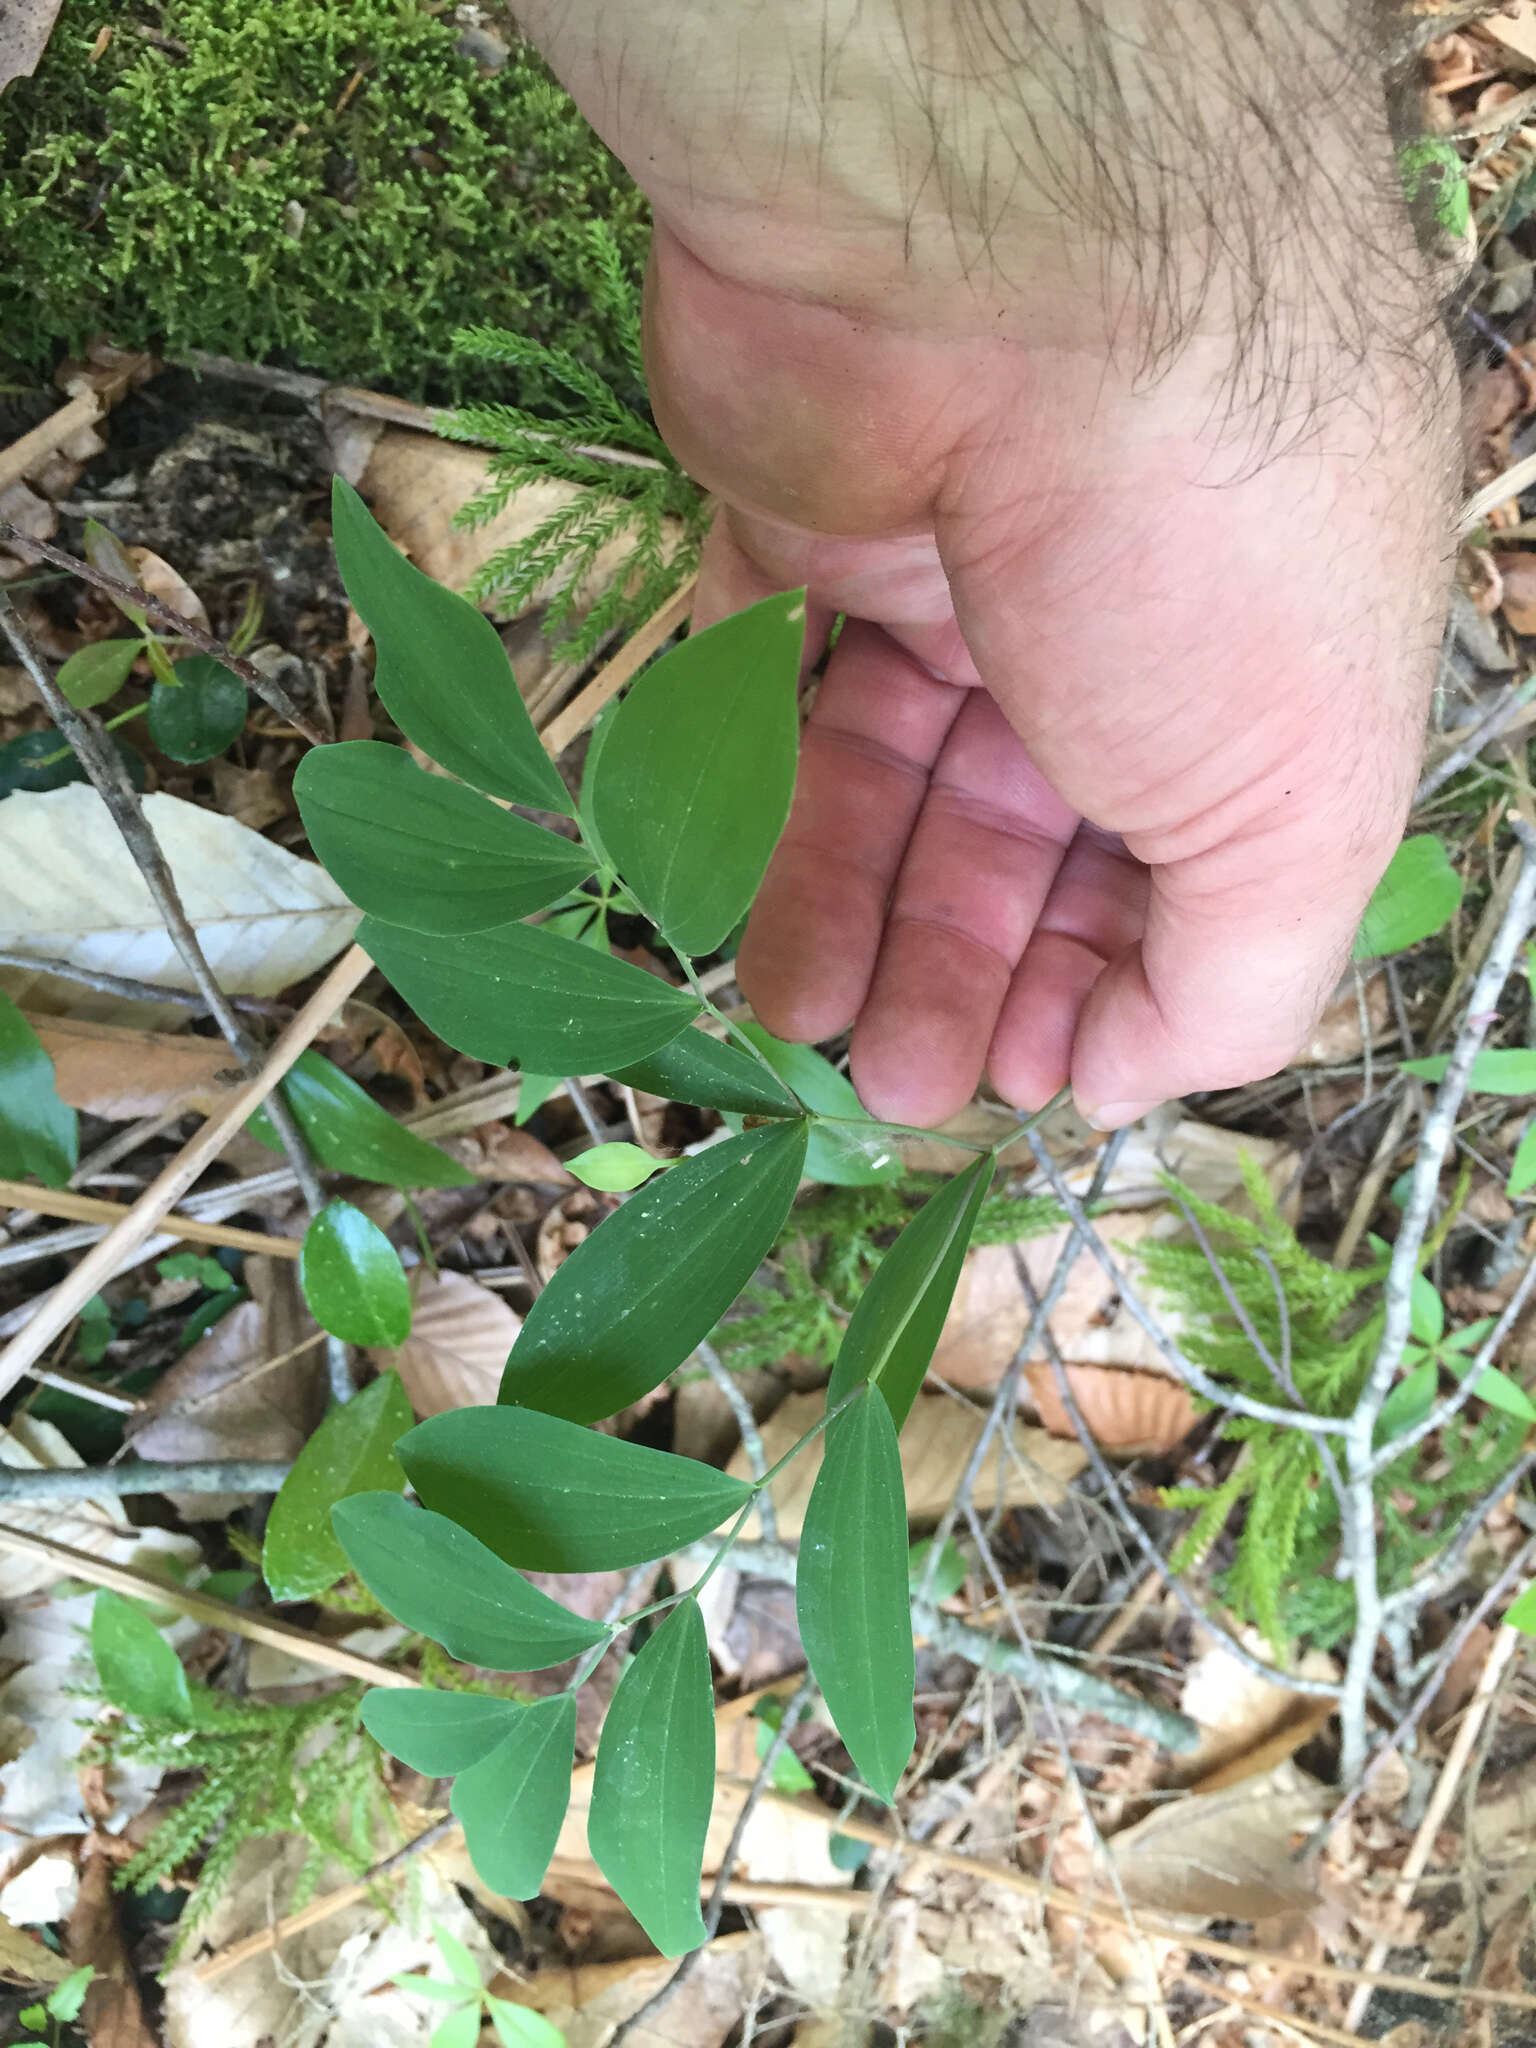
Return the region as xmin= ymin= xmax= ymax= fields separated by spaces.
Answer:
xmin=400 ymin=1405 xmax=753 ymax=1571
xmin=1353 ymin=834 xmax=1462 ymax=958
xmin=737 ymin=1022 xmax=902 ymax=1185
xmin=360 ymin=915 xmax=699 ymax=1071
xmin=431 ymin=2006 xmax=483 ymax=2048
xmin=1507 ymin=1581 xmax=1536 ymax=1633
xmin=0 ymin=786 xmax=356 ymax=1002
xmin=56 ymin=638 xmax=143 ymax=709
xmin=591 ymin=591 xmax=803 ymax=954
xmin=332 ymin=477 xmax=571 ymax=815
xmin=1375 ymin=1357 xmax=1439 ymax=1447
xmin=566 ymin=1141 xmax=663 ymax=1192
xmin=248 ymin=1049 xmax=474 ymax=1188
xmin=0 ymin=990 xmax=76 ymax=1186
xmin=262 ymin=1370 xmax=412 ymax=1602
xmin=1463 ymin=1362 xmax=1536 ymax=1423
xmin=1509 ymin=1121 xmax=1536 ymax=1198
xmin=500 ymin=1120 xmax=808 ymax=1422
xmin=44 ymin=1967 xmax=94 ymax=2024
xmin=360 ymin=1687 xmax=523 ymax=1776
xmin=299 ymin=1199 xmax=412 ymax=1346
xmin=589 ymin=1599 xmax=714 ymax=1955
xmin=1409 ymin=1272 xmax=1444 ymax=1348
xmin=146 ymin=654 xmax=248 ymax=763
xmin=1403 ymin=1049 xmax=1536 ymax=1095
xmin=796 ymin=1386 xmax=915 ymax=1804
xmin=827 ymin=1153 xmax=991 ymax=1429
xmin=485 ymin=1995 xmax=567 ymax=2048
xmin=89 ymin=1590 xmax=192 ymax=1721
xmin=294 ymin=742 xmax=594 ymax=934
xmin=610 ymin=1028 xmax=800 ymax=1118
xmin=452 ymin=1693 xmax=577 ymax=1900
xmin=334 ymin=1493 xmax=608 ymax=1668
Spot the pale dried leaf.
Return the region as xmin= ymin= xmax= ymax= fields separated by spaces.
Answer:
xmin=1483 ymin=3 xmax=1536 ymax=68
xmin=729 ymin=1390 xmax=1085 ymax=1540
xmin=0 ymin=786 xmax=358 ymax=1020
xmin=0 ymin=1415 xmax=201 ymax=1597
xmin=0 ymin=1906 xmax=72 ymax=1986
xmin=371 ymin=1266 xmax=521 ymax=1416
xmin=31 ymin=1014 xmax=244 ymax=1118
xmin=1024 ymin=1363 xmax=1196 ymax=1454
xmin=1108 ymin=1762 xmax=1329 ymax=1919
xmin=1178 ymin=1629 xmax=1342 ymax=1789
xmin=124 ymin=547 xmax=210 ymax=634
xmin=126 ymin=1258 xmax=325 ymax=1504
xmin=1297 ymin=969 xmax=1389 ymax=1066
xmin=440 ymin=1120 xmax=573 ymax=1184
xmin=66 ymin=1846 xmax=157 ymax=2048
xmin=536 ymin=1188 xmax=616 ymax=1280
xmin=507 ymin=1929 xmax=762 ymax=2048
xmin=0 ymin=0 xmax=61 ymax=88
xmin=210 ymin=761 xmax=291 ymax=833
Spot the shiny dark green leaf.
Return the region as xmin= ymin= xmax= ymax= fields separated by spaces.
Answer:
xmin=796 ymin=1386 xmax=914 ymax=1804
xmin=737 ymin=1023 xmax=902 ymax=1185
xmin=360 ymin=916 xmax=699 ymax=1072
xmin=332 ymin=477 xmax=570 ymax=815
xmin=90 ymin=1591 xmax=192 ymax=1722
xmin=609 ymin=1028 xmax=800 ymax=1118
xmin=360 ymin=1687 xmax=522 ymax=1776
xmin=262 ymin=1371 xmax=411 ymax=1603
xmin=57 ymin=637 xmax=142 ymax=709
xmin=827 ymin=1153 xmax=991 ymax=1429
xmin=299 ymin=1200 xmax=412 ymax=1347
xmin=248 ymin=1049 xmax=474 ymax=1188
xmin=589 ymin=1600 xmax=713 ymax=1955
xmin=452 ymin=1693 xmax=576 ymax=1900
xmin=294 ymin=742 xmax=594 ymax=934
xmin=591 ymin=591 xmax=803 ymax=955
xmin=400 ymin=1406 xmax=752 ymax=1572
xmin=333 ymin=1493 xmax=608 ymax=1669
xmin=500 ymin=1120 xmax=807 ymax=1422
xmin=146 ymin=654 xmax=247 ymax=763
xmin=0 ymin=991 xmax=76 ymax=1186
xmin=0 ymin=729 xmax=144 ymax=799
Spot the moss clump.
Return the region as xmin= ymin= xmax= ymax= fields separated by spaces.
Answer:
xmin=0 ymin=0 xmax=648 ymax=401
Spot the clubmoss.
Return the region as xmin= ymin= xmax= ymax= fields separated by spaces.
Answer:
xmin=0 ymin=0 xmax=649 ymax=402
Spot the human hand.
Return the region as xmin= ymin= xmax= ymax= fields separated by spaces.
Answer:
xmin=515 ymin=1 xmax=1456 ymax=1128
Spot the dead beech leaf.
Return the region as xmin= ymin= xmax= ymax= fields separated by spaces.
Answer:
xmin=730 ymin=1390 xmax=1085 ymax=1541
xmin=124 ymin=546 xmax=210 ymax=633
xmin=502 ymin=1930 xmax=762 ymax=2048
xmin=1107 ymin=1762 xmax=1329 ymax=1920
xmin=372 ymin=1267 xmax=520 ymax=1416
xmin=66 ymin=1843 xmax=156 ymax=2048
xmin=210 ymin=761 xmax=291 ymax=833
xmin=30 ymin=1014 xmax=243 ymax=1119
xmin=1500 ymin=551 xmax=1536 ymax=635
xmin=0 ymin=1905 xmax=72 ymax=1986
xmin=127 ymin=1258 xmax=325 ymax=1506
xmin=1483 ymin=3 xmax=1536 ymax=69
xmin=537 ymin=1187 xmax=616 ymax=1280
xmin=441 ymin=1120 xmax=573 ymax=1184
xmin=1297 ymin=968 xmax=1389 ymax=1066
xmin=1024 ymin=1363 xmax=1196 ymax=1455
xmin=1178 ymin=1628 xmax=1341 ymax=1790
xmin=0 ymin=0 xmax=64 ymax=90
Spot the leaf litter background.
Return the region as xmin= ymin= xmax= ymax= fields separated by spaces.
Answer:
xmin=6 ymin=9 xmax=1536 ymax=2047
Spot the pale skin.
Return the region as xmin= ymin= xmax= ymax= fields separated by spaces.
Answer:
xmin=515 ymin=1 xmax=1457 ymax=1128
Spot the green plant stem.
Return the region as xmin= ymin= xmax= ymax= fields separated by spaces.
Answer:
xmin=675 ymin=952 xmax=789 ymax=1088
xmin=31 ymin=698 xmax=146 ymax=769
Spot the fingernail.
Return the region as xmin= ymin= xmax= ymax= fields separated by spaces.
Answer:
xmin=1083 ymin=1099 xmax=1159 ymax=1130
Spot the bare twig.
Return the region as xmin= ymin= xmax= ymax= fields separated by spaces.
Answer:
xmin=0 ymin=523 xmax=330 ymax=747
xmin=0 ymin=949 xmax=283 ymax=1013
xmin=698 ymin=1339 xmax=777 ymax=1545
xmin=0 ymin=391 xmax=104 ymax=494
xmin=0 ymin=1522 xmax=415 ymax=1685
xmin=1417 ymin=676 xmax=1536 ymax=805
xmin=0 ymin=943 xmax=372 ymax=1394
xmin=0 ymin=1179 xmax=301 ymax=1260
xmin=1338 ymin=817 xmax=1536 ymax=1779
xmin=539 ymin=579 xmax=695 ymax=757
xmin=0 ymin=1458 xmax=290 ymax=1503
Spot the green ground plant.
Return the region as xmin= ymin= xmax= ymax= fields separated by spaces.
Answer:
xmin=0 ymin=0 xmax=646 ymax=401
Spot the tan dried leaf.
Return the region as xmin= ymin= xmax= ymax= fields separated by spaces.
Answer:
xmin=65 ymin=1845 xmax=156 ymax=2048
xmin=1108 ymin=1762 xmax=1330 ymax=1919
xmin=1502 ymin=551 xmax=1536 ymax=635
xmin=536 ymin=1187 xmax=616 ymax=1280
xmin=1024 ymin=1362 xmax=1196 ymax=1455
xmin=0 ymin=1906 xmax=72 ymax=1986
xmin=0 ymin=786 xmax=358 ymax=1021
xmin=372 ymin=1267 xmax=521 ymax=1416
xmin=0 ymin=0 xmax=64 ymax=89
xmin=441 ymin=1120 xmax=573 ymax=1184
xmin=503 ymin=1931 xmax=762 ymax=2048
xmin=1483 ymin=3 xmax=1536 ymax=69
xmin=123 ymin=546 xmax=209 ymax=633
xmin=0 ymin=1414 xmax=201 ymax=1598
xmin=30 ymin=1014 xmax=244 ymax=1119
xmin=126 ymin=1258 xmax=325 ymax=1508
xmin=729 ymin=1390 xmax=1085 ymax=1540
xmin=209 ymin=761 xmax=291 ymax=833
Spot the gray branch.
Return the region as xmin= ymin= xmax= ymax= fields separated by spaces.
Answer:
xmin=0 ymin=1458 xmax=290 ymax=1502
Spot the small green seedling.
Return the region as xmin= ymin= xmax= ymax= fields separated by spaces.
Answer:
xmin=19 ymin=1964 xmax=94 ymax=2042
xmin=393 ymin=1923 xmax=565 ymax=2047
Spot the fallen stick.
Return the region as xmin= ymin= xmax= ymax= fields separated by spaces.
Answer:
xmin=0 ymin=943 xmax=372 ymax=1395
xmin=0 ymin=1522 xmax=415 ymax=1688
xmin=539 ymin=579 xmax=696 ymax=757
xmin=0 ymin=1180 xmax=301 ymax=1260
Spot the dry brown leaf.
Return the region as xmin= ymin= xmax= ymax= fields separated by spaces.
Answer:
xmin=0 ymin=1905 xmax=73 ymax=1986
xmin=1024 ymin=1362 xmax=1196 ymax=1454
xmin=729 ymin=1390 xmax=1085 ymax=1540
xmin=1177 ymin=1629 xmax=1342 ymax=1790
xmin=66 ymin=1843 xmax=156 ymax=2048
xmin=30 ymin=1014 xmax=244 ymax=1119
xmin=123 ymin=546 xmax=209 ymax=633
xmin=504 ymin=1931 xmax=763 ymax=2048
xmin=1298 ymin=969 xmax=1390 ymax=1066
xmin=1483 ymin=3 xmax=1536 ymax=68
xmin=1107 ymin=1762 xmax=1329 ymax=1919
xmin=372 ymin=1266 xmax=520 ymax=1416
xmin=209 ymin=761 xmax=291 ymax=833
xmin=536 ymin=1187 xmax=616 ymax=1279
xmin=440 ymin=1120 xmax=572 ymax=1184
xmin=1501 ymin=552 xmax=1536 ymax=635
xmin=126 ymin=1258 xmax=325 ymax=1507
xmin=0 ymin=0 xmax=63 ymax=89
